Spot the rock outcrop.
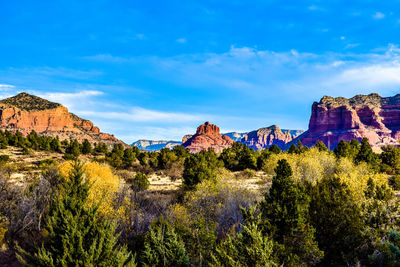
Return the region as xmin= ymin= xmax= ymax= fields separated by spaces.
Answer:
xmin=132 ymin=140 xmax=181 ymax=151
xmin=299 ymin=93 xmax=400 ymax=149
xmin=182 ymin=122 xmax=234 ymax=153
xmin=241 ymin=125 xmax=304 ymax=150
xmin=0 ymin=92 xmax=122 ymax=145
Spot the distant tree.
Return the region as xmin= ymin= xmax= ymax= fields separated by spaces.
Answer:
xmin=81 ymin=139 xmax=92 ymax=154
xmin=94 ymin=142 xmax=108 ymax=154
xmin=50 ymin=137 xmax=61 ymax=152
xmin=112 ymin=144 xmax=125 ymax=158
xmin=17 ymin=161 xmax=134 ymax=266
xmin=269 ymin=144 xmax=281 ymax=154
xmin=129 ymin=172 xmax=150 ymax=193
xmin=123 ymin=148 xmax=136 ymax=167
xmin=63 ymin=139 xmax=81 ymax=160
xmin=334 ymin=140 xmax=351 ymax=158
xmin=288 ymin=144 xmax=300 ymax=154
xmin=172 ymin=145 xmax=190 ymax=158
xmin=381 ymin=145 xmax=400 ymax=174
xmin=183 ymin=149 xmax=222 ymax=189
xmin=315 ymin=141 xmax=328 ymax=152
xmin=158 ymin=148 xmax=178 ymax=169
xmin=355 ymin=138 xmax=380 ymax=170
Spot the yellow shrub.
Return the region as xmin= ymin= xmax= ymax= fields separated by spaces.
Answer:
xmin=262 ymin=149 xmax=389 ymax=203
xmin=0 ymin=218 xmax=6 ymax=246
xmin=58 ymin=161 xmax=122 ymax=217
xmin=334 ymin=158 xmax=389 ymax=202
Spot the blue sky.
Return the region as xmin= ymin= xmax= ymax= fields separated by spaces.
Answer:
xmin=1 ymin=0 xmax=400 ymax=142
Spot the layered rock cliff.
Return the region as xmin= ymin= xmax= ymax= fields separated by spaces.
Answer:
xmin=241 ymin=125 xmax=304 ymax=150
xmin=132 ymin=140 xmax=181 ymax=151
xmin=0 ymin=92 xmax=122 ymax=145
xmin=299 ymin=93 xmax=400 ymax=149
xmin=182 ymin=122 xmax=234 ymax=153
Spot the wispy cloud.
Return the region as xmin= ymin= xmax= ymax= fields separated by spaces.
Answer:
xmin=77 ymin=107 xmax=208 ymax=123
xmin=0 ymin=84 xmax=15 ymax=89
xmin=176 ymin=38 xmax=187 ymax=44
xmin=373 ymin=12 xmax=385 ymax=19
xmin=36 ymin=90 xmax=104 ymax=109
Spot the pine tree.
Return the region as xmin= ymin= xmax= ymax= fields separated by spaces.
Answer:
xmin=309 ymin=176 xmax=365 ymax=266
xmin=261 ymin=159 xmax=323 ymax=265
xmin=210 ymin=223 xmax=277 ymax=267
xmin=81 ymin=139 xmax=92 ymax=154
xmin=315 ymin=141 xmax=328 ymax=152
xmin=269 ymin=144 xmax=281 ymax=154
xmin=123 ymin=148 xmax=136 ymax=167
xmin=17 ymin=161 xmax=134 ymax=267
xmin=140 ymin=216 xmax=190 ymax=267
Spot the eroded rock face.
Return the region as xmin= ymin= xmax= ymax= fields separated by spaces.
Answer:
xmin=300 ymin=93 xmax=400 ymax=149
xmin=0 ymin=93 xmax=122 ymax=145
xmin=241 ymin=125 xmax=303 ymax=150
xmin=182 ymin=122 xmax=234 ymax=153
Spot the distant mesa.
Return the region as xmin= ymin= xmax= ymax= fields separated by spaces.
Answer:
xmin=241 ymin=125 xmax=304 ymax=150
xmin=0 ymin=92 xmax=123 ymax=145
xmin=132 ymin=140 xmax=181 ymax=151
xmin=182 ymin=121 xmax=234 ymax=153
xmin=298 ymin=93 xmax=400 ymax=149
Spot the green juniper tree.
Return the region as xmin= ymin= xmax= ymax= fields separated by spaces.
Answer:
xmin=140 ymin=216 xmax=189 ymax=267
xmin=261 ymin=159 xmax=323 ymax=266
xmin=17 ymin=161 xmax=134 ymax=267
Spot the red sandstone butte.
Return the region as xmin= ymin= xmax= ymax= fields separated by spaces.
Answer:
xmin=299 ymin=93 xmax=400 ymax=149
xmin=182 ymin=122 xmax=234 ymax=153
xmin=0 ymin=92 xmax=123 ymax=145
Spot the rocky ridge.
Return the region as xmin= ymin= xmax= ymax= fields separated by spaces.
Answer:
xmin=242 ymin=125 xmax=304 ymax=150
xmin=132 ymin=140 xmax=181 ymax=151
xmin=299 ymin=93 xmax=400 ymax=149
xmin=182 ymin=122 xmax=234 ymax=153
xmin=0 ymin=92 xmax=122 ymax=145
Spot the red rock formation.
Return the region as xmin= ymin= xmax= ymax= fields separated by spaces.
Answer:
xmin=299 ymin=93 xmax=400 ymax=149
xmin=0 ymin=92 xmax=123 ymax=145
xmin=182 ymin=122 xmax=234 ymax=153
xmin=242 ymin=125 xmax=303 ymax=150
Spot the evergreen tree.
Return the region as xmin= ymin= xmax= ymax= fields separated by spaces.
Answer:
xmin=269 ymin=144 xmax=281 ymax=154
xmin=356 ymin=138 xmax=380 ymax=170
xmin=140 ymin=217 xmax=190 ymax=267
xmin=50 ymin=137 xmax=62 ymax=152
xmin=309 ymin=176 xmax=365 ymax=266
xmin=334 ymin=140 xmax=351 ymax=158
xmin=210 ymin=223 xmax=277 ymax=267
xmin=315 ymin=141 xmax=328 ymax=152
xmin=64 ymin=139 xmax=81 ymax=160
xmin=17 ymin=161 xmax=134 ymax=266
xmin=81 ymin=139 xmax=92 ymax=154
xmin=122 ymin=148 xmax=136 ymax=167
xmin=261 ymin=159 xmax=323 ymax=266
xmin=183 ymin=149 xmax=221 ymax=189
xmin=288 ymin=144 xmax=300 ymax=154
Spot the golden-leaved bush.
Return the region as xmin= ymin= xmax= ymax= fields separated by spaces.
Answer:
xmin=58 ymin=161 xmax=122 ymax=217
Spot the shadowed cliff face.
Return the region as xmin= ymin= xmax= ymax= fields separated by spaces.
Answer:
xmin=0 ymin=92 xmax=122 ymax=145
xmin=300 ymin=93 xmax=400 ymax=149
xmin=182 ymin=121 xmax=234 ymax=153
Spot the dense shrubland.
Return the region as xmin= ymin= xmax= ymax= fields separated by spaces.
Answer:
xmin=2 ymin=130 xmax=400 ymax=265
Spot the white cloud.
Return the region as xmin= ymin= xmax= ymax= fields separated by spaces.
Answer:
xmin=36 ymin=90 xmax=104 ymax=109
xmin=77 ymin=106 xmax=208 ymax=123
xmin=0 ymin=84 xmax=15 ymax=89
xmin=373 ymin=12 xmax=385 ymax=19
xmin=176 ymin=38 xmax=187 ymax=44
